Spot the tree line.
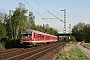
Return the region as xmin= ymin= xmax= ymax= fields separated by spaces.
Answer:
xmin=72 ymin=22 xmax=90 ymax=43
xmin=0 ymin=2 xmax=58 ymax=41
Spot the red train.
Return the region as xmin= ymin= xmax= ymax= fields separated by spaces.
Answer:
xmin=20 ymin=29 xmax=58 ymax=45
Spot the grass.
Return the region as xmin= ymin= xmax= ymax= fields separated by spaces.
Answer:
xmin=0 ymin=43 xmax=5 ymax=50
xmin=57 ymin=45 xmax=90 ymax=60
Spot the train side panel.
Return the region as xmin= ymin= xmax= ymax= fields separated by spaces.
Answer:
xmin=20 ymin=29 xmax=58 ymax=45
xmin=31 ymin=30 xmax=45 ymax=44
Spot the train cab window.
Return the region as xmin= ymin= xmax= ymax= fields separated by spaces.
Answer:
xmin=34 ymin=33 xmax=35 ymax=38
xmin=20 ymin=34 xmax=32 ymax=38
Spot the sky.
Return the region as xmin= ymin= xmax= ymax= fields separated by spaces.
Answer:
xmin=0 ymin=0 xmax=90 ymax=33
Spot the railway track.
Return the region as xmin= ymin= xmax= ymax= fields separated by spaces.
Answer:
xmin=0 ymin=48 xmax=21 ymax=54
xmin=0 ymin=42 xmax=65 ymax=60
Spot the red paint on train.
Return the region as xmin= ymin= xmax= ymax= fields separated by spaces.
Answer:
xmin=20 ymin=29 xmax=58 ymax=45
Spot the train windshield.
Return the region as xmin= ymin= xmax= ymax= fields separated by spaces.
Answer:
xmin=20 ymin=34 xmax=32 ymax=38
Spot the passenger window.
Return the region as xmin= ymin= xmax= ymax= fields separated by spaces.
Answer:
xmin=34 ymin=33 xmax=35 ymax=38
xmin=38 ymin=34 xmax=41 ymax=38
xmin=42 ymin=35 xmax=44 ymax=38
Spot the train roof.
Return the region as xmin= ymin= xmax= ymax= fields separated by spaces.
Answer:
xmin=21 ymin=29 xmax=57 ymax=37
xmin=21 ymin=29 xmax=33 ymax=34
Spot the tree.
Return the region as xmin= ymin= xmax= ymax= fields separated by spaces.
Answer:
xmin=28 ymin=12 xmax=36 ymax=30
xmin=0 ymin=12 xmax=8 ymax=26
xmin=36 ymin=24 xmax=58 ymax=35
xmin=72 ymin=22 xmax=85 ymax=41
xmin=83 ymin=25 xmax=90 ymax=42
xmin=0 ymin=12 xmax=3 ymax=25
xmin=11 ymin=2 xmax=28 ymax=40
xmin=0 ymin=11 xmax=10 ymax=40
xmin=0 ymin=25 xmax=6 ymax=40
xmin=72 ymin=22 xmax=90 ymax=42
xmin=36 ymin=25 xmax=44 ymax=32
xmin=3 ymin=13 xmax=11 ymax=40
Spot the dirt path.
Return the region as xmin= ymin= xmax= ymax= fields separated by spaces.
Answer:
xmin=76 ymin=42 xmax=90 ymax=59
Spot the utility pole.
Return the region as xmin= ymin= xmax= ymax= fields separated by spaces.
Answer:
xmin=69 ymin=24 xmax=71 ymax=34
xmin=61 ymin=9 xmax=66 ymax=33
xmin=43 ymin=24 xmax=45 ymax=32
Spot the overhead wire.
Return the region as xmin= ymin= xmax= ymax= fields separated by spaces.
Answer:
xmin=34 ymin=0 xmax=62 ymax=23
xmin=5 ymin=0 xmax=46 ymax=21
xmin=47 ymin=10 xmax=64 ymax=23
xmin=0 ymin=0 xmax=16 ymax=12
xmin=34 ymin=0 xmax=64 ymax=30
xmin=34 ymin=0 xmax=46 ymax=11
xmin=5 ymin=0 xmax=17 ymax=7
xmin=34 ymin=0 xmax=58 ymax=26
xmin=34 ymin=0 xmax=52 ymax=20
xmin=0 ymin=7 xmax=9 ymax=12
xmin=24 ymin=0 xmax=44 ymax=20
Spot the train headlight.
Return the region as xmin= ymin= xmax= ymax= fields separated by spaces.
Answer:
xmin=20 ymin=41 xmax=23 ymax=44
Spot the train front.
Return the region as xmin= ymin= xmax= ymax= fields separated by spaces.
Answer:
xmin=20 ymin=29 xmax=33 ymax=45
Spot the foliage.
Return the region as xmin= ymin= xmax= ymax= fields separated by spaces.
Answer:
xmin=36 ymin=24 xmax=58 ymax=35
xmin=83 ymin=25 xmax=90 ymax=42
xmin=0 ymin=25 xmax=6 ymax=40
xmin=69 ymin=36 xmax=77 ymax=43
xmin=72 ymin=22 xmax=90 ymax=43
xmin=28 ymin=12 xmax=36 ymax=30
xmin=0 ymin=25 xmax=7 ymax=50
xmin=0 ymin=43 xmax=5 ymax=50
xmin=11 ymin=2 xmax=28 ymax=40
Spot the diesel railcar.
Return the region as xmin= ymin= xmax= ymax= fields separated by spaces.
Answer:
xmin=20 ymin=29 xmax=58 ymax=45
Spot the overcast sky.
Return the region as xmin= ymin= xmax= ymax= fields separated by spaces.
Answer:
xmin=0 ymin=0 xmax=90 ymax=32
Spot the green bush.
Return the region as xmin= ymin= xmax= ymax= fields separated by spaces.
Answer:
xmin=5 ymin=40 xmax=21 ymax=49
xmin=0 ymin=42 xmax=5 ymax=50
xmin=0 ymin=26 xmax=6 ymax=40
